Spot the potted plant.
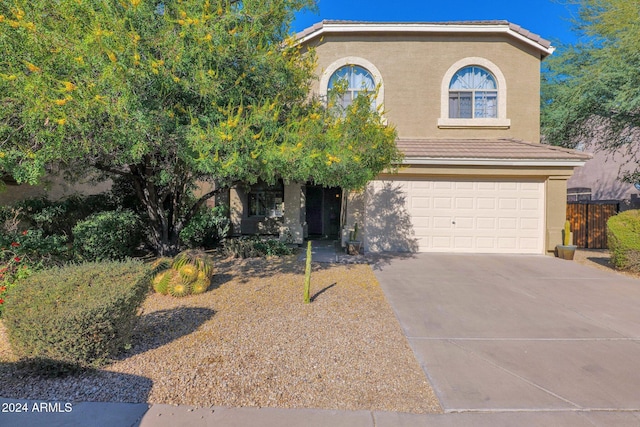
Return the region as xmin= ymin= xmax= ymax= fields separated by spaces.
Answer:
xmin=556 ymin=220 xmax=577 ymax=260
xmin=347 ymin=222 xmax=362 ymax=255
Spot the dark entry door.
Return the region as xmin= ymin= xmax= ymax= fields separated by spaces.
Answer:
xmin=306 ymin=186 xmax=323 ymax=236
xmin=323 ymin=187 xmax=342 ymax=237
xmin=306 ymin=186 xmax=341 ymax=237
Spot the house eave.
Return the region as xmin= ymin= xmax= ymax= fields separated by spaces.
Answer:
xmin=400 ymin=158 xmax=587 ymax=167
xmin=295 ymin=21 xmax=555 ymax=58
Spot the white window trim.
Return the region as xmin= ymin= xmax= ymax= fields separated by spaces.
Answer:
xmin=438 ymin=57 xmax=510 ymax=128
xmin=319 ymin=57 xmax=384 ymax=115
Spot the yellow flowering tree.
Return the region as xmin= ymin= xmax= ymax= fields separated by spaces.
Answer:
xmin=0 ymin=0 xmax=399 ymax=255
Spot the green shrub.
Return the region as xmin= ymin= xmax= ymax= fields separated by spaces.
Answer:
xmin=0 ymin=229 xmax=71 ymax=317
xmin=607 ymin=210 xmax=640 ymax=272
xmin=179 ymin=206 xmax=230 ymax=249
xmin=3 ymin=261 xmax=151 ymax=370
xmin=73 ymin=210 xmax=142 ymax=261
xmin=224 ymin=236 xmax=294 ymax=258
xmin=13 ymin=195 xmax=115 ymax=238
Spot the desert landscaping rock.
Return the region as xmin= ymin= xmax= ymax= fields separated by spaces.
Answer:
xmin=0 ymin=255 xmax=441 ymax=414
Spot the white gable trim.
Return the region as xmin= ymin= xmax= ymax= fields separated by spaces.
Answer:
xmin=297 ymin=22 xmax=555 ymax=57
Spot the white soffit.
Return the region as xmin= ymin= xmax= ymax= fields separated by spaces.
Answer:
xmin=296 ymin=21 xmax=555 ymax=57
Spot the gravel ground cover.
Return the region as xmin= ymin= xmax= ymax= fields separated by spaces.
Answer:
xmin=0 ymin=254 xmax=442 ymax=414
xmin=573 ymin=248 xmax=640 ymax=279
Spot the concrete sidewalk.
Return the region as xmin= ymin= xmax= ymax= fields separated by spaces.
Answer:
xmin=297 ymin=239 xmax=368 ymax=264
xmin=4 ymin=397 xmax=639 ymax=427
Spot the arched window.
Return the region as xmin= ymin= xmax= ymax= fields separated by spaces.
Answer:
xmin=449 ymin=66 xmax=498 ymax=118
xmin=328 ymin=65 xmax=376 ymax=110
xmin=438 ymin=57 xmax=510 ymax=128
xmin=319 ymin=57 xmax=384 ymax=116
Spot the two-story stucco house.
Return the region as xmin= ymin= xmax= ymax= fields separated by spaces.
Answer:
xmin=228 ymin=20 xmax=590 ymax=255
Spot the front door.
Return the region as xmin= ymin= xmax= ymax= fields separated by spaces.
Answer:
xmin=305 ymin=186 xmax=342 ymax=238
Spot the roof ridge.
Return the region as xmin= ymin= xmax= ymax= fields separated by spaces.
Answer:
xmin=295 ymin=20 xmax=553 ymax=52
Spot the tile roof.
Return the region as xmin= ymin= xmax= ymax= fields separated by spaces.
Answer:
xmin=295 ymin=20 xmax=553 ymax=56
xmin=396 ymin=139 xmax=591 ymax=162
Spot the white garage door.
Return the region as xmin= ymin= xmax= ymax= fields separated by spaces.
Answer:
xmin=366 ymin=179 xmax=545 ymax=254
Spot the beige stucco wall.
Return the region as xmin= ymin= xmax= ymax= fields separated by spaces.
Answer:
xmin=308 ymin=34 xmax=542 ymax=143
xmin=0 ymin=175 xmax=111 ymax=206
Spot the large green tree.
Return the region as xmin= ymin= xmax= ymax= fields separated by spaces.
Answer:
xmin=0 ymin=0 xmax=400 ymax=255
xmin=542 ymin=0 xmax=640 ymax=181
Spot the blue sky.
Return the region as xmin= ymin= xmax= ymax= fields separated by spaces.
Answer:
xmin=293 ymin=0 xmax=581 ymax=49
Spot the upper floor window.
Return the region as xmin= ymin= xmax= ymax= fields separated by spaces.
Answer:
xmin=449 ymin=66 xmax=498 ymax=119
xmin=438 ymin=57 xmax=510 ymax=128
xmin=328 ymin=65 xmax=376 ymax=110
xmin=319 ymin=57 xmax=385 ymax=120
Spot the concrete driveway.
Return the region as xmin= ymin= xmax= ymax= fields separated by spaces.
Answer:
xmin=374 ymin=253 xmax=640 ymax=425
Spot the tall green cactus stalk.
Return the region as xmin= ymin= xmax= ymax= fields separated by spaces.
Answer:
xmin=563 ymin=220 xmax=571 ymax=246
xmin=303 ymin=241 xmax=312 ymax=304
xmin=350 ymin=222 xmax=359 ymax=241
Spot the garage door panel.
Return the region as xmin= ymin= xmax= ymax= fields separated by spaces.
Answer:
xmin=497 ymin=237 xmax=518 ymax=249
xmin=434 ymin=182 xmax=453 ymax=190
xmin=520 ymin=218 xmax=541 ymax=230
xmin=433 ymin=216 xmax=453 ymax=229
xmin=477 ymin=198 xmax=497 ymax=210
xmin=520 ymin=198 xmax=541 ymax=211
xmin=455 ymin=198 xmax=474 ymax=209
xmin=477 ymin=182 xmax=498 ymax=190
xmin=476 ymin=217 xmax=497 ymax=230
xmin=455 ymin=217 xmax=474 ymax=229
xmin=433 ymin=198 xmax=452 ymax=209
xmin=455 ymin=181 xmax=474 ymax=190
xmin=499 ymin=198 xmax=518 ymax=210
xmin=411 ymin=181 xmax=432 ymax=189
xmin=365 ymin=179 xmax=544 ymax=254
xmin=411 ymin=197 xmax=431 ymax=208
xmin=499 ymin=218 xmax=518 ymax=229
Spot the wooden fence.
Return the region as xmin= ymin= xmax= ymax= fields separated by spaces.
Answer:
xmin=566 ymin=202 xmax=619 ymax=249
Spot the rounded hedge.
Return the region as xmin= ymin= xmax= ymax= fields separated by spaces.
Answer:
xmin=3 ymin=261 xmax=150 ymax=370
xmin=72 ymin=210 xmax=142 ymax=261
xmin=607 ymin=210 xmax=640 ymax=272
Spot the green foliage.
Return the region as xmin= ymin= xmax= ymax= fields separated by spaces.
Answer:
xmin=607 ymin=210 xmax=640 ymax=271
xmin=542 ymin=0 xmax=640 ymax=182
xmin=3 ymin=260 xmax=150 ymax=370
xmin=224 ymin=236 xmax=294 ymax=258
xmin=0 ymin=229 xmax=70 ymax=316
xmin=0 ymin=0 xmax=399 ymax=256
xmin=179 ymin=205 xmax=230 ymax=249
xmin=0 ymin=195 xmax=115 ymax=239
xmin=72 ymin=210 xmax=142 ymax=261
xmin=303 ymin=240 xmax=311 ymax=304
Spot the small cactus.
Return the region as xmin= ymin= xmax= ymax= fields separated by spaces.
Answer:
xmin=152 ymin=250 xmax=214 ymax=297
xmin=178 ymin=264 xmax=199 ymax=283
xmin=167 ymin=270 xmax=191 ymax=297
xmin=152 ymin=270 xmax=172 ymax=295
xmin=172 ymin=249 xmax=214 ymax=278
xmin=191 ymin=271 xmax=210 ymax=295
xmin=303 ymin=241 xmax=312 ymax=304
xmin=150 ymin=257 xmax=172 ymax=276
xmin=349 ymin=222 xmax=359 ymax=241
xmin=563 ymin=220 xmax=572 ymax=246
